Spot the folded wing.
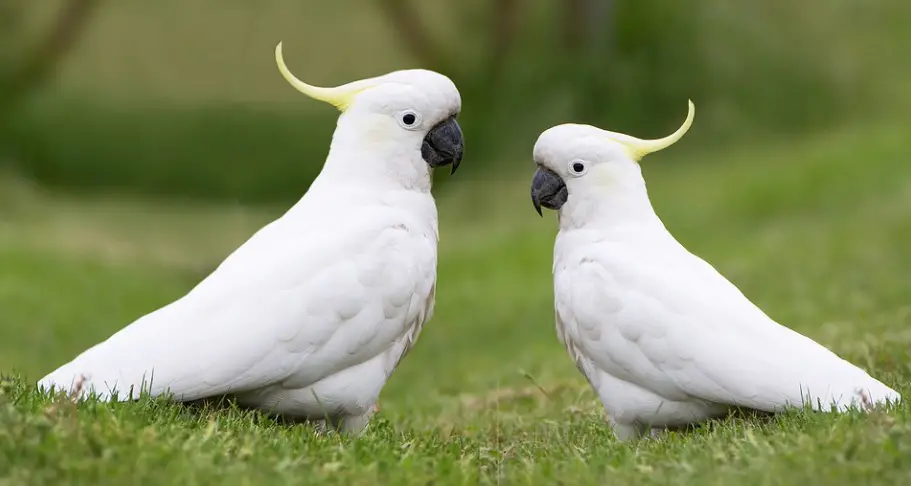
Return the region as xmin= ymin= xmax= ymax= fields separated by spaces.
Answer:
xmin=38 ymin=212 xmax=437 ymax=403
xmin=557 ymin=243 xmax=900 ymax=413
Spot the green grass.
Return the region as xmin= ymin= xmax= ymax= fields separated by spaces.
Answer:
xmin=3 ymin=121 xmax=911 ymax=484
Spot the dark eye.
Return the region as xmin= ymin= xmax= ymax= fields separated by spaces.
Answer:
xmin=567 ymin=159 xmax=588 ymax=176
xmin=398 ymin=109 xmax=423 ymax=130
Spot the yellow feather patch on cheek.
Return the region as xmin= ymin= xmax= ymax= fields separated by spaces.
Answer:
xmin=587 ymin=164 xmax=619 ymax=187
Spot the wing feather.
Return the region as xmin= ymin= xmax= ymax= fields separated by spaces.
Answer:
xmin=557 ymin=242 xmax=900 ymax=413
xmin=39 ymin=208 xmax=437 ymax=402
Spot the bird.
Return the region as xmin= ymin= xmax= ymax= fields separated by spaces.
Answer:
xmin=529 ymin=101 xmax=900 ymax=441
xmin=37 ymin=42 xmax=465 ymax=435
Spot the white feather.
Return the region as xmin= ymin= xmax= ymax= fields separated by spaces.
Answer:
xmin=38 ymin=67 xmax=461 ymax=434
xmin=534 ymin=121 xmax=900 ymax=440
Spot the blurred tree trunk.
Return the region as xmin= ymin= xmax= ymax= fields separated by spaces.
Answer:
xmin=377 ymin=0 xmax=615 ymax=124
xmin=0 ymin=0 xmax=99 ymax=114
xmin=376 ymin=0 xmax=524 ymax=164
xmin=374 ymin=0 xmax=451 ymax=73
xmin=563 ymin=0 xmax=612 ymax=52
xmin=486 ymin=0 xmax=521 ymax=82
xmin=587 ymin=0 xmax=613 ymax=59
xmin=564 ymin=0 xmax=615 ymax=120
xmin=376 ymin=0 xmax=522 ymax=82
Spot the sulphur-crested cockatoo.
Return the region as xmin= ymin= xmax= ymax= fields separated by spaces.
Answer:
xmin=37 ymin=42 xmax=464 ymax=434
xmin=530 ymin=101 xmax=900 ymax=441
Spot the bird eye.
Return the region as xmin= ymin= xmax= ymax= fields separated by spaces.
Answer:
xmin=398 ymin=110 xmax=422 ymax=130
xmin=569 ymin=160 xmax=587 ymax=176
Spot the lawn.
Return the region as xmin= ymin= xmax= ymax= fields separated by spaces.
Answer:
xmin=2 ymin=120 xmax=911 ymax=484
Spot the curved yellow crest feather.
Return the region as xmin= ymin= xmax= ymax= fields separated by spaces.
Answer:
xmin=605 ymin=100 xmax=695 ymax=161
xmin=275 ymin=42 xmax=376 ymax=111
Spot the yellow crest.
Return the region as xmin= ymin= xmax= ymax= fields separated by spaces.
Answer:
xmin=275 ymin=42 xmax=377 ymax=111
xmin=604 ymin=100 xmax=695 ymax=161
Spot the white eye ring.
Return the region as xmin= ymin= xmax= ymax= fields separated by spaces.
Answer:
xmin=398 ymin=109 xmax=423 ymax=130
xmin=568 ymin=159 xmax=587 ymax=176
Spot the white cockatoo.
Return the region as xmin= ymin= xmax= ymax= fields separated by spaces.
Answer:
xmin=530 ymin=101 xmax=900 ymax=441
xmin=37 ymin=42 xmax=464 ymax=434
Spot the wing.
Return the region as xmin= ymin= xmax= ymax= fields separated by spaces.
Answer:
xmin=555 ymin=241 xmax=900 ymax=413
xmin=38 ymin=204 xmax=438 ymax=402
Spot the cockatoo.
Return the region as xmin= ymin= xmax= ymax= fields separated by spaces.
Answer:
xmin=529 ymin=101 xmax=900 ymax=441
xmin=37 ymin=42 xmax=464 ymax=434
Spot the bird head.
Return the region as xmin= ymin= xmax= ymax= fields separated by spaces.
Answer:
xmin=530 ymin=101 xmax=695 ymax=225
xmin=275 ymin=42 xmax=464 ymax=186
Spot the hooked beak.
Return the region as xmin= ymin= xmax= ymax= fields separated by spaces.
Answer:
xmin=530 ymin=166 xmax=568 ymax=216
xmin=422 ymin=116 xmax=464 ymax=175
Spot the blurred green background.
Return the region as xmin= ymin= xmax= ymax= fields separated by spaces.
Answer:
xmin=3 ymin=2 xmax=911 ymax=482
xmin=2 ymin=0 xmax=911 ymax=390
xmin=2 ymin=0 xmax=909 ymax=202
xmin=2 ymin=0 xmax=911 ymax=392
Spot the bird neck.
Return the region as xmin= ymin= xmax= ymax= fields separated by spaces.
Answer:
xmin=285 ymin=126 xmax=436 ymax=223
xmin=558 ymin=176 xmax=666 ymax=233
xmin=313 ymin=116 xmax=434 ymax=194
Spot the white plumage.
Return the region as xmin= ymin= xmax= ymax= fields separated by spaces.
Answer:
xmin=38 ymin=43 xmax=464 ymax=434
xmin=530 ymin=101 xmax=900 ymax=440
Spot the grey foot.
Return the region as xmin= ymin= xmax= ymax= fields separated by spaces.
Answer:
xmin=336 ymin=408 xmax=376 ymax=435
xmin=608 ymin=417 xmax=646 ymax=442
xmin=609 ymin=417 xmax=666 ymax=442
xmin=646 ymin=427 xmax=667 ymax=439
xmin=312 ymin=403 xmax=379 ymax=436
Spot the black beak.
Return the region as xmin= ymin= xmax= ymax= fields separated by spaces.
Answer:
xmin=422 ymin=116 xmax=464 ymax=175
xmin=530 ymin=166 xmax=568 ymax=216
